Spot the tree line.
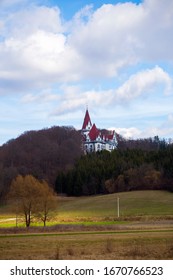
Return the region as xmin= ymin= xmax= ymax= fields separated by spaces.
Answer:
xmin=0 ymin=125 xmax=173 ymax=201
xmin=55 ymin=142 xmax=173 ymax=196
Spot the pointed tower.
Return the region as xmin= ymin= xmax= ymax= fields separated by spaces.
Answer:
xmin=81 ymin=109 xmax=92 ymax=136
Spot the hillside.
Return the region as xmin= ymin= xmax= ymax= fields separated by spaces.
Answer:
xmin=1 ymin=190 xmax=173 ymax=225
xmin=0 ymin=126 xmax=82 ymax=198
xmin=56 ymin=190 xmax=173 ymax=221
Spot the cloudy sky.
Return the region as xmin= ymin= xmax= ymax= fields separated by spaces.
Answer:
xmin=0 ymin=0 xmax=173 ymax=145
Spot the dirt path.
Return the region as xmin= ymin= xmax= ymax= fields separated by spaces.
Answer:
xmin=0 ymin=218 xmax=16 ymax=222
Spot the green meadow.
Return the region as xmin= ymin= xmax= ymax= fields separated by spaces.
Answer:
xmin=0 ymin=190 xmax=173 ymax=227
xmin=57 ymin=190 xmax=173 ymax=219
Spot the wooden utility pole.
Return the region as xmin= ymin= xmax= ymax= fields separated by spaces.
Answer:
xmin=117 ymin=197 xmax=120 ymax=218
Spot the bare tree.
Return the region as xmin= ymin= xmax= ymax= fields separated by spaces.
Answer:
xmin=35 ymin=180 xmax=57 ymax=226
xmin=8 ymin=175 xmax=56 ymax=227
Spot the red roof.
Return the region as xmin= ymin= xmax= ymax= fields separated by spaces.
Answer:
xmin=101 ymin=130 xmax=115 ymax=141
xmin=88 ymin=123 xmax=100 ymax=141
xmin=107 ymin=134 xmax=114 ymax=140
xmin=82 ymin=109 xmax=92 ymax=130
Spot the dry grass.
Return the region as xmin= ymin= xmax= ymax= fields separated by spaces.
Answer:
xmin=0 ymin=230 xmax=172 ymax=260
xmin=55 ymin=246 xmax=60 ymax=260
xmin=105 ymin=239 xmax=114 ymax=253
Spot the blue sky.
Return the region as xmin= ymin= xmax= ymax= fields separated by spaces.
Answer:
xmin=0 ymin=0 xmax=173 ymax=145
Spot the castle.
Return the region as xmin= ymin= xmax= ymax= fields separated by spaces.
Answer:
xmin=81 ymin=109 xmax=118 ymax=153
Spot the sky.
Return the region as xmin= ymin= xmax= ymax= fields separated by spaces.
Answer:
xmin=0 ymin=0 xmax=173 ymax=145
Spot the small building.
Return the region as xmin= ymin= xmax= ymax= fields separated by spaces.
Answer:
xmin=81 ymin=109 xmax=117 ymax=153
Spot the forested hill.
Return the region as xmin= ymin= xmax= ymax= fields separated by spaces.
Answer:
xmin=55 ymin=145 xmax=173 ymax=196
xmin=0 ymin=125 xmax=172 ymax=199
xmin=0 ymin=126 xmax=82 ymax=197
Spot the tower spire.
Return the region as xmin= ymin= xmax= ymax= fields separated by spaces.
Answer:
xmin=82 ymin=107 xmax=92 ymax=130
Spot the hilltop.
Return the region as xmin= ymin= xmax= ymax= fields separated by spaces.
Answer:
xmin=0 ymin=126 xmax=82 ymax=198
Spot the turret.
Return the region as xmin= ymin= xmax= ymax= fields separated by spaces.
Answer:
xmin=81 ymin=109 xmax=92 ymax=136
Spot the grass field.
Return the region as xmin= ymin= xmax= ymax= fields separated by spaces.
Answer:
xmin=0 ymin=190 xmax=173 ymax=227
xmin=0 ymin=230 xmax=172 ymax=259
xmin=57 ymin=190 xmax=173 ymax=220
xmin=0 ymin=190 xmax=173 ymax=260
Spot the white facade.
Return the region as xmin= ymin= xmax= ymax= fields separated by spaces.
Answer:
xmin=81 ymin=109 xmax=117 ymax=153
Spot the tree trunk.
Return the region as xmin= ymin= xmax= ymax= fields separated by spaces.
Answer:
xmin=43 ymin=219 xmax=46 ymax=227
xmin=25 ymin=210 xmax=31 ymax=227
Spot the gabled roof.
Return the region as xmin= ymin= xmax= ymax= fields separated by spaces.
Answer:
xmin=102 ymin=131 xmax=115 ymax=141
xmin=82 ymin=109 xmax=92 ymax=130
xmin=88 ymin=123 xmax=100 ymax=141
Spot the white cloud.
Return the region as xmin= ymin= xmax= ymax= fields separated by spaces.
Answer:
xmin=4 ymin=6 xmax=63 ymax=37
xmin=53 ymin=89 xmax=106 ymax=115
xmin=21 ymin=91 xmax=60 ymax=104
xmin=109 ymin=113 xmax=173 ymax=140
xmin=69 ymin=0 xmax=173 ymax=78
xmin=0 ymin=0 xmax=173 ymax=94
xmin=109 ymin=127 xmax=142 ymax=139
xmin=138 ymin=0 xmax=173 ymax=61
xmin=69 ymin=2 xmax=142 ymax=78
xmin=0 ymin=30 xmax=80 ymax=94
xmin=0 ymin=0 xmax=27 ymax=7
xmin=114 ymin=66 xmax=173 ymax=102
xmin=50 ymin=66 xmax=172 ymax=116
